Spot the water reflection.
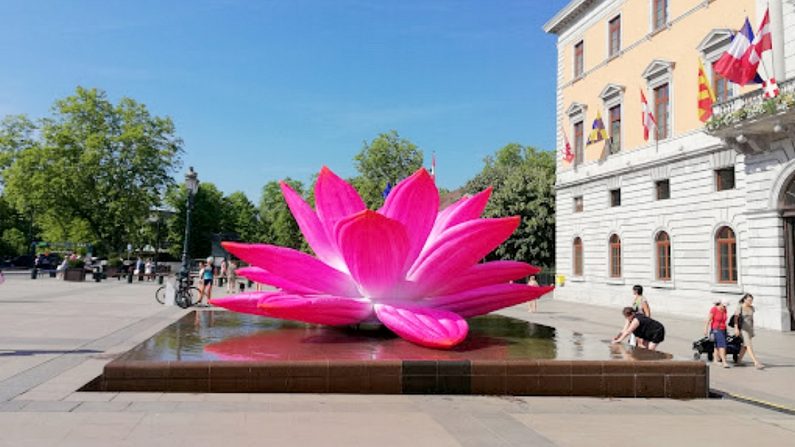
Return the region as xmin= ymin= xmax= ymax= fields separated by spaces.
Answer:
xmin=121 ymin=311 xmax=671 ymax=363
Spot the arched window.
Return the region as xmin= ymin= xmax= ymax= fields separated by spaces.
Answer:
xmin=609 ymin=234 xmax=621 ymax=278
xmin=716 ymin=226 xmax=737 ymax=283
xmin=655 ymin=231 xmax=671 ymax=280
xmin=573 ymin=237 xmax=583 ymax=276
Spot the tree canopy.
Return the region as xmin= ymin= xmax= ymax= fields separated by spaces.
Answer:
xmin=352 ymin=130 xmax=424 ymax=208
xmin=463 ymin=143 xmax=556 ymax=268
xmin=259 ymin=178 xmax=305 ymax=250
xmin=1 ymin=87 xmax=183 ymax=253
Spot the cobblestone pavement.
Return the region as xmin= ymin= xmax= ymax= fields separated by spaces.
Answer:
xmin=0 ymin=275 xmax=792 ymax=446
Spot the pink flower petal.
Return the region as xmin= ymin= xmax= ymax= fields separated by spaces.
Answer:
xmin=279 ymin=181 xmax=345 ymax=270
xmin=237 ymin=266 xmax=322 ymax=294
xmin=408 ymin=216 xmax=520 ymax=284
xmin=222 ymin=242 xmax=360 ymax=297
xmin=381 ymin=168 xmax=439 ymax=269
xmin=210 ymin=292 xmax=278 ymax=316
xmin=258 ymin=294 xmax=373 ymax=326
xmin=429 ymin=261 xmax=540 ymax=296
xmin=421 ymin=187 xmax=492 ymax=255
xmin=336 ymin=210 xmax=410 ymax=298
xmin=374 ymin=304 xmax=468 ymax=349
xmin=314 ymin=166 xmax=365 ymax=242
xmin=428 ymin=283 xmax=555 ymax=318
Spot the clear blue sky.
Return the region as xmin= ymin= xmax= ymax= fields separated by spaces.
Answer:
xmin=1 ymin=0 xmax=567 ymax=201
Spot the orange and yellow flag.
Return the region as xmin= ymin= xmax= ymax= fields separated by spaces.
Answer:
xmin=698 ymin=58 xmax=716 ymax=122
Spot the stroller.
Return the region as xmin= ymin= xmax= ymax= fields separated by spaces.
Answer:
xmin=692 ymin=334 xmax=743 ymax=362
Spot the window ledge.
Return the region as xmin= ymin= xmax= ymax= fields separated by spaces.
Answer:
xmin=606 ymin=278 xmax=625 ymax=285
xmin=569 ymin=276 xmax=586 ymax=283
xmin=650 ymin=280 xmax=674 ymax=289
xmin=710 ymin=284 xmax=743 ymax=294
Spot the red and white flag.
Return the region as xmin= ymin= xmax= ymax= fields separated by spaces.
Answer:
xmin=641 ymin=89 xmax=656 ymax=141
xmin=714 ymin=11 xmax=772 ymax=86
xmin=560 ymin=127 xmax=574 ymax=163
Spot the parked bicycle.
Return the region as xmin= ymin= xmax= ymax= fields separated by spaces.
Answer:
xmin=155 ymin=274 xmax=200 ymax=309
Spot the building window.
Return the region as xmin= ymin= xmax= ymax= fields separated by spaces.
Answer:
xmin=573 ymin=237 xmax=583 ymax=276
xmin=574 ymin=41 xmax=584 ymax=78
xmin=610 ymin=189 xmax=621 ymax=207
xmin=573 ymin=121 xmax=584 ymax=165
xmin=609 ymin=105 xmax=621 ymax=152
xmin=712 ymin=62 xmax=731 ymax=102
xmin=609 ymin=234 xmax=622 ymax=278
xmin=655 ymin=231 xmax=671 ymax=280
xmin=655 ymin=179 xmax=670 ymax=200
xmin=654 ymin=83 xmax=670 ymax=139
xmin=609 ymin=16 xmax=621 ymax=57
xmin=573 ymin=196 xmax=583 ymax=213
xmin=715 ymin=167 xmax=735 ymax=191
xmin=652 ymin=0 xmax=668 ymax=31
xmin=716 ymin=226 xmax=737 ymax=283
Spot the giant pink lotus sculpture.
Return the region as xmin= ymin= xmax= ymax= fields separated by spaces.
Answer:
xmin=211 ymin=166 xmax=553 ymax=349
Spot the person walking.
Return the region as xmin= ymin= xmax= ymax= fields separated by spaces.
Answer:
xmin=735 ymin=294 xmax=765 ymax=369
xmin=197 ymin=260 xmax=214 ymax=307
xmin=226 ymin=260 xmax=237 ymax=294
xmin=705 ymin=299 xmax=731 ymax=368
xmin=527 ymin=275 xmax=540 ymax=312
xmin=612 ymin=307 xmax=665 ymax=351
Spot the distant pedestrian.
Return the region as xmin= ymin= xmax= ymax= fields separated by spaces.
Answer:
xmin=612 ymin=307 xmax=665 ymax=350
xmin=735 ymin=294 xmax=764 ymax=369
xmin=144 ymin=259 xmax=153 ymax=281
xmin=527 ymin=275 xmax=540 ymax=312
xmin=705 ymin=298 xmax=731 ymax=368
xmin=226 ymin=260 xmax=237 ymax=294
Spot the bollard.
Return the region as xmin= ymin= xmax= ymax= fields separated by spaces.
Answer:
xmin=239 ymin=282 xmax=245 ymax=292
xmin=127 ymin=273 xmax=133 ymax=284
xmin=158 ymin=275 xmax=164 ymax=285
xmin=30 ymin=268 xmax=38 ymax=280
xmin=49 ymin=270 xmax=56 ymax=278
xmin=94 ymin=268 xmax=101 ymax=282
xmin=217 ymin=277 xmax=224 ymax=287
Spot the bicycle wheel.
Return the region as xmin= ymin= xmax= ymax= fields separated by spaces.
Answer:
xmin=155 ymin=286 xmax=166 ymax=305
xmin=176 ymin=288 xmax=191 ymax=309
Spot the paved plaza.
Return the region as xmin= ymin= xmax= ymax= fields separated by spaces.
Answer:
xmin=0 ymin=274 xmax=793 ymax=446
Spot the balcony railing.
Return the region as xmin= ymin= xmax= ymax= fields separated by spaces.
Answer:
xmin=707 ymin=77 xmax=795 ymax=132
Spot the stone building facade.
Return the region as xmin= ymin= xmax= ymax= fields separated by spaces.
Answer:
xmin=544 ymin=0 xmax=795 ymax=330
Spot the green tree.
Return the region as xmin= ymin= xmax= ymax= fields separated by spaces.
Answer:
xmin=352 ymin=130 xmax=424 ymax=208
xmin=222 ymin=191 xmax=260 ymax=242
xmin=2 ymin=87 xmax=183 ymax=253
xmin=165 ymin=182 xmax=225 ymax=260
xmin=0 ymin=115 xmax=37 ymax=185
xmin=259 ymin=178 xmax=305 ymax=250
xmin=463 ymin=143 xmax=556 ymax=268
xmin=0 ymin=195 xmax=32 ymax=256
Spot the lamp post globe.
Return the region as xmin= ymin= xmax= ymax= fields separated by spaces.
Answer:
xmin=179 ymin=167 xmax=199 ymax=281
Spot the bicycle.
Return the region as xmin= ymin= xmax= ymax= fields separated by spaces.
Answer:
xmin=155 ymin=275 xmax=200 ymax=308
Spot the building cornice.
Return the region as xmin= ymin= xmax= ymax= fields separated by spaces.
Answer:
xmin=543 ymin=0 xmax=601 ymax=35
xmin=555 ymin=132 xmax=725 ymax=190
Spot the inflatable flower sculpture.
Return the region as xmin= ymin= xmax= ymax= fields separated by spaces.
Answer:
xmin=212 ymin=166 xmax=553 ymax=349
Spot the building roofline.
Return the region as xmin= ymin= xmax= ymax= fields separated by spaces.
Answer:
xmin=543 ymin=0 xmax=599 ymax=35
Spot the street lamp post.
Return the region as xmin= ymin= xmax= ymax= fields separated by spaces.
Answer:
xmin=179 ymin=167 xmax=199 ymax=282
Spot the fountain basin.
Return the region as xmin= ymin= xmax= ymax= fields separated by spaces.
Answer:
xmin=85 ymin=311 xmax=707 ymax=398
